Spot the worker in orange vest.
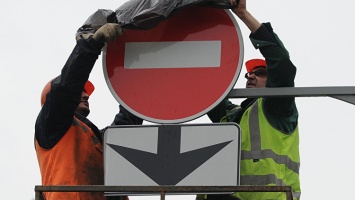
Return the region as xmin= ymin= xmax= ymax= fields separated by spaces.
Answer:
xmin=35 ymin=23 xmax=139 ymax=200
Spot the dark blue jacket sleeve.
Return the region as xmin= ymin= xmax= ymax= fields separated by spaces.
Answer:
xmin=35 ymin=37 xmax=104 ymax=149
xmin=111 ymin=105 xmax=143 ymax=126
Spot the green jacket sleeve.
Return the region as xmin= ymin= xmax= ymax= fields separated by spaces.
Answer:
xmin=250 ymin=23 xmax=298 ymax=134
xmin=207 ymin=99 xmax=240 ymax=123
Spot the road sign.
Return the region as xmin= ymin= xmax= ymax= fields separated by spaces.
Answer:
xmin=104 ymin=123 xmax=240 ymax=194
xmin=103 ymin=6 xmax=244 ymax=123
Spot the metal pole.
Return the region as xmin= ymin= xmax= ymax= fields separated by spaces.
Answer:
xmin=286 ymin=190 xmax=293 ymax=200
xmin=34 ymin=191 xmax=40 ymax=200
xmin=160 ymin=191 xmax=165 ymax=200
xmin=227 ymin=86 xmax=355 ymax=105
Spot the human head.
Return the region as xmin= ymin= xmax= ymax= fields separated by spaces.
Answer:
xmin=40 ymin=78 xmax=95 ymax=116
xmin=244 ymin=59 xmax=267 ymax=88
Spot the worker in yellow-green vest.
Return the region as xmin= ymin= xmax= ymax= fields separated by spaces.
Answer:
xmin=197 ymin=0 xmax=301 ymax=199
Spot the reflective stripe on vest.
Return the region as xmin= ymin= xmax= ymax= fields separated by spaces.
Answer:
xmin=237 ymin=99 xmax=300 ymax=200
xmin=243 ymin=104 xmax=299 ymax=173
xmin=240 ymin=174 xmax=301 ymax=199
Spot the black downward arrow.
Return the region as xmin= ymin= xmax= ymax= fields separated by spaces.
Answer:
xmin=107 ymin=125 xmax=232 ymax=185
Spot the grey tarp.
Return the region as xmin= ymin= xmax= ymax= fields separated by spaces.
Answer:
xmin=77 ymin=0 xmax=236 ymax=35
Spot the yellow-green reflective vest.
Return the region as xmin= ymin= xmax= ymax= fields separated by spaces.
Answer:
xmin=232 ymin=98 xmax=300 ymax=200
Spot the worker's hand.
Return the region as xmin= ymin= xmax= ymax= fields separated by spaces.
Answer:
xmin=92 ymin=23 xmax=122 ymax=43
xmin=229 ymin=0 xmax=246 ymax=18
xmin=229 ymin=0 xmax=260 ymax=33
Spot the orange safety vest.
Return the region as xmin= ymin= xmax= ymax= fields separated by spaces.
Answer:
xmin=36 ymin=117 xmax=104 ymax=200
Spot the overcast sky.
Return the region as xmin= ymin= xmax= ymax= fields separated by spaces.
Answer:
xmin=1 ymin=0 xmax=355 ymax=199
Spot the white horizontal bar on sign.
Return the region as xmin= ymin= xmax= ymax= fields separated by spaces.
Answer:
xmin=124 ymin=41 xmax=221 ymax=69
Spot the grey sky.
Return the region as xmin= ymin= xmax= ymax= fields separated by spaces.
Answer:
xmin=1 ymin=0 xmax=354 ymax=199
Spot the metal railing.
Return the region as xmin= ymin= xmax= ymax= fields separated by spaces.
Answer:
xmin=34 ymin=185 xmax=293 ymax=200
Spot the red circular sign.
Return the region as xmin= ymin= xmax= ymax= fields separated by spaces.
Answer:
xmin=103 ymin=6 xmax=243 ymax=123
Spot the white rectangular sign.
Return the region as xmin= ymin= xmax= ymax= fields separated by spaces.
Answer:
xmin=124 ymin=41 xmax=221 ymax=69
xmin=104 ymin=123 xmax=240 ymax=195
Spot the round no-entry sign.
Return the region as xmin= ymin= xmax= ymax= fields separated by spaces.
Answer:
xmin=103 ymin=6 xmax=243 ymax=124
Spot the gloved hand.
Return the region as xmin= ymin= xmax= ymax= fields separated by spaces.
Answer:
xmin=92 ymin=23 xmax=122 ymax=43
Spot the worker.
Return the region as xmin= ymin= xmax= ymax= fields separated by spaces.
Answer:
xmin=34 ymin=23 xmax=134 ymax=200
xmin=198 ymin=0 xmax=301 ymax=199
